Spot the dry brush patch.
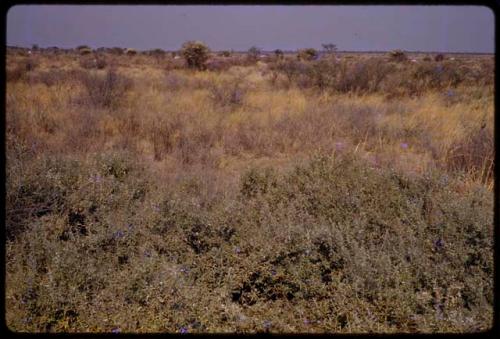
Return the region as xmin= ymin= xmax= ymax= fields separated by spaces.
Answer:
xmin=5 ymin=49 xmax=494 ymax=333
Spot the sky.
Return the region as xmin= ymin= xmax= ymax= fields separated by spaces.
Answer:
xmin=6 ymin=5 xmax=495 ymax=53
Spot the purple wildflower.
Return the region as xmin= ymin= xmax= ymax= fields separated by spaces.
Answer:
xmin=446 ymin=89 xmax=455 ymax=97
xmin=90 ymin=174 xmax=102 ymax=183
xmin=335 ymin=142 xmax=345 ymax=151
xmin=113 ymin=230 xmax=125 ymax=240
xmin=401 ymin=143 xmax=409 ymax=149
xmin=234 ymin=247 xmax=241 ymax=254
xmin=434 ymin=238 xmax=445 ymax=250
xmin=303 ymin=319 xmax=310 ymax=325
xmin=111 ymin=327 xmax=121 ymax=334
xmin=263 ymin=320 xmax=272 ymax=330
xmin=179 ymin=326 xmax=188 ymax=334
xmin=179 ymin=266 xmax=189 ymax=274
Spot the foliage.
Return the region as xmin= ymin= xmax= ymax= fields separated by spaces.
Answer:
xmin=181 ymin=41 xmax=211 ymax=70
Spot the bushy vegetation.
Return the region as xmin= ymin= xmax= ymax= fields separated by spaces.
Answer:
xmin=181 ymin=41 xmax=210 ymax=70
xmin=297 ymin=48 xmax=318 ymax=61
xmin=6 ymin=46 xmax=494 ymax=333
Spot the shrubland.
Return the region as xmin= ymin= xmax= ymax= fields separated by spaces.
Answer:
xmin=5 ymin=47 xmax=494 ymax=333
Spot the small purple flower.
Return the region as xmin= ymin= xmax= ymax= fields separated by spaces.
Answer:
xmin=113 ymin=230 xmax=125 ymax=239
xmin=152 ymin=204 xmax=160 ymax=213
xmin=434 ymin=238 xmax=445 ymax=250
xmin=127 ymin=223 xmax=134 ymax=231
xmin=179 ymin=326 xmax=188 ymax=334
xmin=179 ymin=266 xmax=189 ymax=274
xmin=271 ymin=268 xmax=277 ymax=276
xmin=144 ymin=250 xmax=151 ymax=258
xmin=446 ymin=89 xmax=455 ymax=97
xmin=400 ymin=143 xmax=409 ymax=149
xmin=303 ymin=319 xmax=310 ymax=325
xmin=90 ymin=174 xmax=102 ymax=183
xmin=111 ymin=327 xmax=121 ymax=334
xmin=263 ymin=320 xmax=272 ymax=330
xmin=234 ymin=247 xmax=241 ymax=254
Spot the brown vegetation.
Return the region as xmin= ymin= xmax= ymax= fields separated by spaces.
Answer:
xmin=5 ymin=46 xmax=494 ymax=334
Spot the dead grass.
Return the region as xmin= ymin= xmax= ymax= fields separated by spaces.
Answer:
xmin=5 ymin=48 xmax=494 ymax=333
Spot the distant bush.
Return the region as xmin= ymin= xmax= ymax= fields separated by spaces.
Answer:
xmin=389 ymin=49 xmax=407 ymax=62
xmin=125 ymin=48 xmax=137 ymax=55
xmin=247 ymin=46 xmax=261 ymax=62
xmin=423 ymin=55 xmax=432 ymax=62
xmin=297 ymin=48 xmax=318 ymax=61
xmin=148 ymin=48 xmax=165 ymax=57
xmin=181 ymin=41 xmax=210 ymax=70
xmin=435 ymin=54 xmax=445 ymax=62
xmin=219 ymin=50 xmax=231 ymax=57
xmin=79 ymin=56 xmax=107 ymax=69
xmin=79 ymin=48 xmax=92 ymax=55
xmin=109 ymin=47 xmax=124 ymax=55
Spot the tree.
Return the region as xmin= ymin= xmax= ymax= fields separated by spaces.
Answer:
xmin=247 ymin=46 xmax=261 ymax=61
xmin=181 ymin=41 xmax=210 ymax=70
xmin=322 ymin=43 xmax=337 ymax=54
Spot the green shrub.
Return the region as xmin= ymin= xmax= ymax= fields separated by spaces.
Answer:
xmin=297 ymin=48 xmax=318 ymax=61
xmin=181 ymin=41 xmax=210 ymax=70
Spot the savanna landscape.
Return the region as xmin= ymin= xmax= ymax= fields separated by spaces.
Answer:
xmin=5 ymin=41 xmax=494 ymax=333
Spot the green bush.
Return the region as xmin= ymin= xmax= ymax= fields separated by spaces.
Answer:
xmin=5 ymin=152 xmax=493 ymax=332
xmin=181 ymin=41 xmax=210 ymax=70
xmin=297 ymin=48 xmax=318 ymax=61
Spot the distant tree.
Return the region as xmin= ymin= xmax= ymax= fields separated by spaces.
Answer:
xmin=219 ymin=50 xmax=231 ymax=57
xmin=181 ymin=41 xmax=210 ymax=70
xmin=322 ymin=43 xmax=337 ymax=54
xmin=247 ymin=46 xmax=261 ymax=61
xmin=274 ymin=49 xmax=284 ymax=60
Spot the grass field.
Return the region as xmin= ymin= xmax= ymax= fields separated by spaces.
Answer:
xmin=5 ymin=47 xmax=494 ymax=333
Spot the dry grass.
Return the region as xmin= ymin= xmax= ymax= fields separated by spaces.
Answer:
xmin=5 ymin=48 xmax=494 ymax=333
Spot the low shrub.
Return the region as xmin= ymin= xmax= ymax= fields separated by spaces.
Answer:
xmin=79 ymin=69 xmax=133 ymax=109
xmin=181 ymin=41 xmax=210 ymax=70
xmin=79 ymin=56 xmax=107 ymax=69
xmin=389 ymin=49 xmax=407 ymax=62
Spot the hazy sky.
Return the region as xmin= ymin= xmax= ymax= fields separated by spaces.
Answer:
xmin=6 ymin=5 xmax=495 ymax=53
